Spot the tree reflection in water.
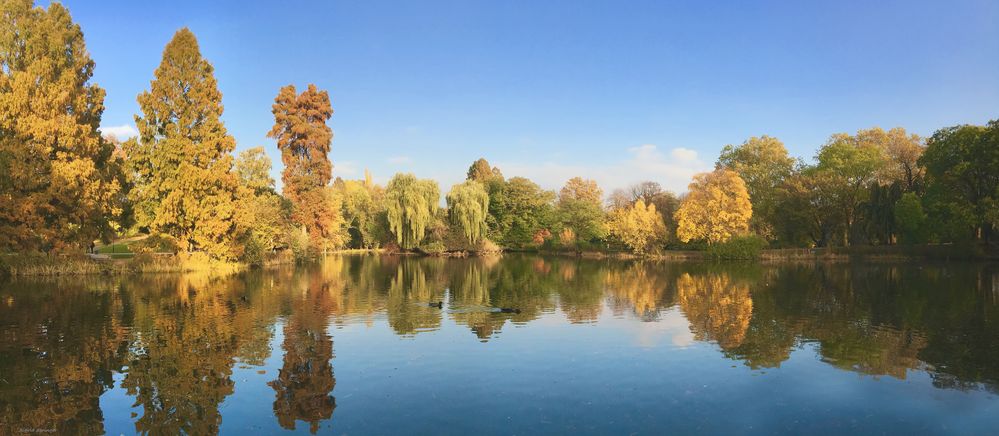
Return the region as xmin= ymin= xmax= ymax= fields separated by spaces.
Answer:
xmin=1 ymin=255 xmax=998 ymax=434
xmin=269 ymin=263 xmax=340 ymax=433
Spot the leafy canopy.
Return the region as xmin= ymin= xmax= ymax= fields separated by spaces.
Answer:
xmin=447 ymin=180 xmax=490 ymax=244
xmin=385 ymin=173 xmax=440 ymax=249
xmin=675 ymin=169 xmax=752 ymax=244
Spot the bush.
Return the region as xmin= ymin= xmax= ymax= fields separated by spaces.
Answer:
xmin=131 ymin=233 xmax=180 ymax=254
xmin=240 ymin=232 xmax=266 ymax=266
xmin=707 ymin=235 xmax=767 ymax=260
xmin=419 ymin=241 xmax=446 ymax=256
xmin=475 ymin=238 xmax=502 ymax=256
xmin=288 ymin=227 xmax=312 ymax=261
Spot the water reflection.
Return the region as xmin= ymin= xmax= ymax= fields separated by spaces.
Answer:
xmin=1 ymin=255 xmax=998 ymax=433
xmin=270 ymin=265 xmax=338 ymax=433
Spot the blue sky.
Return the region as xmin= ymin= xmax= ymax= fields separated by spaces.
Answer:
xmin=62 ymin=0 xmax=999 ymax=194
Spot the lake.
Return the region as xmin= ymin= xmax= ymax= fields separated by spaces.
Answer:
xmin=1 ymin=254 xmax=998 ymax=434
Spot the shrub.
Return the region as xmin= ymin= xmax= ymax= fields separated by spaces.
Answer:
xmin=240 ymin=233 xmax=267 ymax=266
xmin=419 ymin=241 xmax=446 ymax=256
xmin=475 ymin=238 xmax=502 ymax=256
xmin=131 ymin=233 xmax=180 ymax=254
xmin=288 ymin=227 xmax=312 ymax=261
xmin=707 ymin=234 xmax=767 ymax=260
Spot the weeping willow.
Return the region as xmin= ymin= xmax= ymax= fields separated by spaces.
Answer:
xmin=447 ymin=181 xmax=490 ymax=244
xmin=385 ymin=174 xmax=440 ymax=249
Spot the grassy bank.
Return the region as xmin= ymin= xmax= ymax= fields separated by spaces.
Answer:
xmin=0 ymin=252 xmax=288 ymax=277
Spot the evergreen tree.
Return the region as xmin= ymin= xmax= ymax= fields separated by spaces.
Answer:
xmin=126 ymin=28 xmax=238 ymax=257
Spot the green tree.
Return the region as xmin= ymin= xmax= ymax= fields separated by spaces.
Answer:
xmin=813 ymin=132 xmax=888 ymax=245
xmin=446 ymin=180 xmax=490 ymax=244
xmin=717 ymin=135 xmax=795 ymax=239
xmin=894 ymin=193 xmax=927 ymax=244
xmin=675 ymin=169 xmax=753 ymax=244
xmin=268 ymin=84 xmax=345 ymax=252
xmin=126 ymin=28 xmax=238 ymax=257
xmin=465 ymin=158 xmax=509 ymax=240
xmin=335 ymin=171 xmax=387 ymax=249
xmin=502 ymin=177 xmax=557 ymax=248
xmin=384 ymin=173 xmax=440 ymax=249
xmin=557 ymin=177 xmax=606 ymax=245
xmin=0 ymin=0 xmax=124 ymax=252
xmin=772 ymin=170 xmax=842 ymax=247
xmin=919 ymin=121 xmax=999 ymax=242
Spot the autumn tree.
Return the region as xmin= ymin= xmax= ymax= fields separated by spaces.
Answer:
xmin=559 ymin=176 xmax=603 ymax=205
xmin=125 ymin=28 xmax=238 ymax=257
xmin=717 ymin=135 xmax=795 ymax=239
xmin=233 ymin=147 xmax=291 ymax=262
xmin=607 ymin=200 xmax=666 ymax=253
xmin=235 ymin=146 xmax=276 ymax=194
xmin=268 ymin=84 xmax=344 ymax=252
xmin=0 ymin=0 xmax=124 ymax=252
xmin=466 ymin=158 xmax=502 ymax=182
xmin=853 ymin=127 xmax=925 ymax=191
xmin=675 ymin=169 xmax=752 ymax=244
xmin=446 ymin=180 xmax=490 ymax=244
xmin=384 ymin=173 xmax=440 ymax=249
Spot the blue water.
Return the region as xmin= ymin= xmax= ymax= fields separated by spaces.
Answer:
xmin=2 ymin=255 xmax=998 ymax=434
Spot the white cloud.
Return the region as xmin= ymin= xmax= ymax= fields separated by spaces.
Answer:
xmin=387 ymin=155 xmax=412 ymax=165
xmin=99 ymin=124 xmax=139 ymax=141
xmin=335 ymin=160 xmax=360 ymax=177
xmin=497 ymin=144 xmax=710 ymax=197
xmin=670 ymin=147 xmax=699 ymax=163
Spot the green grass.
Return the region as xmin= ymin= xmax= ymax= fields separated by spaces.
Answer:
xmin=97 ymin=243 xmax=133 ymax=254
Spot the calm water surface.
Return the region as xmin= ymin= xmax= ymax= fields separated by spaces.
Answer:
xmin=1 ymin=255 xmax=998 ymax=434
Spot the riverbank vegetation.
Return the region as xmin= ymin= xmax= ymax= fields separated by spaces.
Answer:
xmin=2 ymin=1 xmax=998 ymax=275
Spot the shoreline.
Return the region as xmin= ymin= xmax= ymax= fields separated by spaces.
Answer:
xmin=3 ymin=244 xmax=995 ymax=277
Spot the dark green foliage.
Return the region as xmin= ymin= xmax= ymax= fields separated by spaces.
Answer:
xmin=919 ymin=121 xmax=999 ymax=242
xmin=706 ymin=235 xmax=768 ymax=260
xmin=894 ymin=193 xmax=927 ymax=244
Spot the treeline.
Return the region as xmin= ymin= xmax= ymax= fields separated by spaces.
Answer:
xmin=2 ymin=2 xmax=997 ymax=263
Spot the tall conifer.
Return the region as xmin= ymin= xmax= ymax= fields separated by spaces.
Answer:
xmin=0 ymin=0 xmax=123 ymax=251
xmin=126 ymin=28 xmax=238 ymax=257
xmin=268 ymin=84 xmax=343 ymax=251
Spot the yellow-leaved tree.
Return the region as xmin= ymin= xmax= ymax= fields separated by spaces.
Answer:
xmin=0 ymin=1 xmax=125 ymax=252
xmin=675 ymin=169 xmax=752 ymax=244
xmin=607 ymin=200 xmax=666 ymax=253
xmin=126 ymin=28 xmax=239 ymax=258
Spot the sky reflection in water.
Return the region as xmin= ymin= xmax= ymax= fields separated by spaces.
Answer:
xmin=1 ymin=255 xmax=998 ymax=434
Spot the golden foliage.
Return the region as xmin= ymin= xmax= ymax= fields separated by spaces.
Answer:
xmin=676 ymin=272 xmax=753 ymax=350
xmin=0 ymin=1 xmax=124 ymax=251
xmin=675 ymin=169 xmax=752 ymax=244
xmin=607 ymin=200 xmax=666 ymax=253
xmin=127 ymin=28 xmax=239 ymax=258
